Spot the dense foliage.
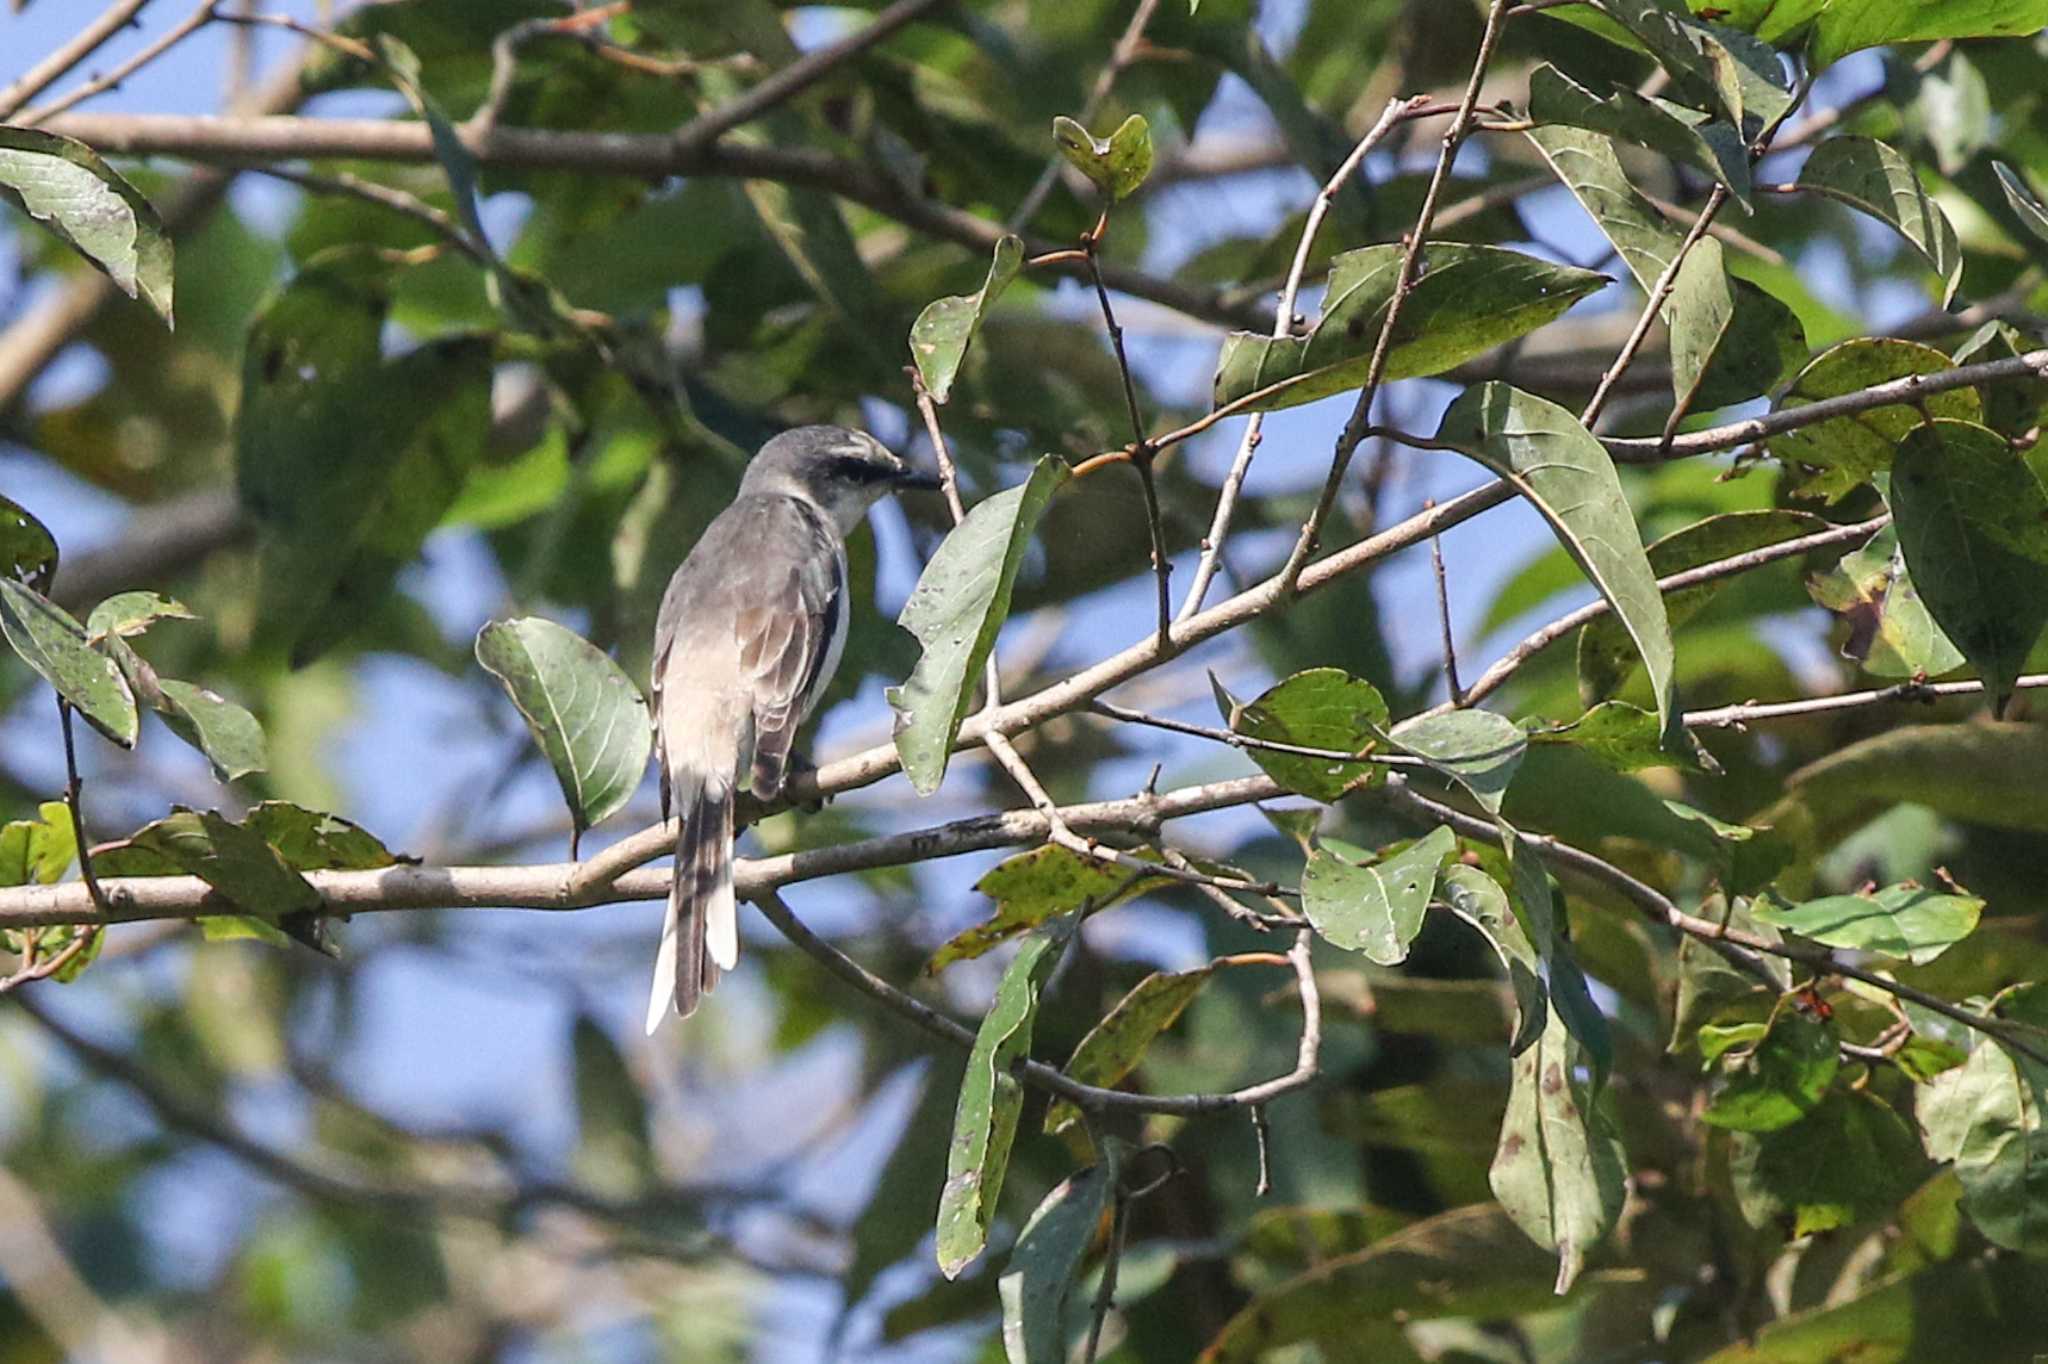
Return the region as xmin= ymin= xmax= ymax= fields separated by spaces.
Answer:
xmin=4 ymin=0 xmax=2048 ymax=1359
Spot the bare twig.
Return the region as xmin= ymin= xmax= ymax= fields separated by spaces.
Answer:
xmin=247 ymin=164 xmax=487 ymax=261
xmin=1082 ymin=1188 xmax=1132 ymax=1364
xmin=1685 ymin=674 xmax=2048 ymax=729
xmin=0 ymin=0 xmax=157 ymax=120
xmin=16 ymin=0 xmax=217 ymax=125
xmin=55 ymin=701 xmax=113 ymax=922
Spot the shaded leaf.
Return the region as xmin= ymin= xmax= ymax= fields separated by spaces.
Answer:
xmin=1436 ymin=383 xmax=1678 ymax=744
xmin=1796 ymin=136 xmax=1962 ymax=304
xmin=890 ymin=457 xmax=1070 ymax=796
xmin=1953 ymin=320 xmax=2048 ymax=440
xmin=1914 ymin=982 xmax=2048 ymax=1254
xmin=1529 ymin=63 xmax=1751 ymax=206
xmin=1438 ymin=862 xmax=1547 ymax=1055
xmin=1766 ymin=338 xmax=1981 ymax=501
xmin=1752 ymin=883 xmax=1984 ymax=966
xmin=938 ymin=920 xmax=1070 ymax=1279
xmin=1044 ymin=966 xmax=1215 ymax=1136
xmin=1387 ymin=709 xmax=1527 ymax=813
xmin=1807 ymin=525 xmax=1966 ymax=679
xmin=0 ymin=126 xmax=173 ymax=325
xmin=1226 ymin=667 xmax=1389 ymax=802
xmin=1051 ymin=114 xmax=1153 ymax=201
xmin=1592 ymin=0 xmax=1794 ymax=132
xmin=1729 ymin=1088 xmax=1928 ymax=1235
xmin=0 ymin=578 xmax=138 ymax=747
xmin=1490 ymin=998 xmax=1628 ymax=1293
xmin=157 ymin=679 xmax=267 ymax=783
xmin=1702 ymin=1006 xmax=1838 ymax=1132
xmin=999 ymin=1162 xmax=1112 ymax=1364
xmin=1993 ymin=161 xmax=2048 ymax=246
xmin=1212 ymin=243 xmax=1608 ymax=413
xmin=1302 ymin=826 xmax=1457 ymax=965
xmin=0 ymin=495 xmax=58 ymax=593
xmin=911 ymin=235 xmax=1024 ymax=404
xmin=1531 ymin=701 xmax=1715 ymax=774
xmin=477 ymin=617 xmax=652 ymax=839
xmin=97 ymin=808 xmax=321 ymax=921
xmin=933 ymin=845 xmax=1167 ymax=973
xmin=1889 ymin=419 xmax=2048 ymax=713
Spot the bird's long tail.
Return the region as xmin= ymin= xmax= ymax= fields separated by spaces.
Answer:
xmin=646 ymin=773 xmax=738 ymax=1034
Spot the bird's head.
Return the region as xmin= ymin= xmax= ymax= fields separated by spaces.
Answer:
xmin=741 ymin=425 xmax=943 ymax=533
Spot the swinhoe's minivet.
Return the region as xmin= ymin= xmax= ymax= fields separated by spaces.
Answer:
xmin=646 ymin=426 xmax=941 ymax=1033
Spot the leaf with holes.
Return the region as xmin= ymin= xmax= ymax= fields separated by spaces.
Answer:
xmin=476 ymin=617 xmax=652 ymax=841
xmin=1212 ymin=244 xmax=1609 ymax=413
xmin=0 ymin=496 xmax=58 ymax=593
xmin=1766 ymin=338 xmax=1981 ymax=501
xmin=1043 ymin=965 xmax=1217 ymax=1137
xmin=1225 ymin=668 xmax=1389 ymax=801
xmin=0 ymin=579 xmax=138 ymax=748
xmin=1302 ymin=826 xmax=1457 ymax=965
xmin=999 ymin=1161 xmax=1114 ymax=1364
xmin=931 ymin=845 xmax=1168 ymax=974
xmin=1387 ymin=709 xmax=1527 ymax=814
xmin=911 ymin=235 xmax=1024 ymax=403
xmin=245 ymin=802 xmax=398 ymax=871
xmin=890 ymin=457 xmax=1070 ymax=795
xmin=0 ymin=127 xmax=172 ymax=326
xmin=1796 ymin=137 xmax=1962 ymax=305
xmin=1052 ymin=114 xmax=1153 ymax=200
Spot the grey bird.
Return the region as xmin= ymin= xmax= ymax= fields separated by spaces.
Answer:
xmin=647 ymin=425 xmax=940 ymax=1033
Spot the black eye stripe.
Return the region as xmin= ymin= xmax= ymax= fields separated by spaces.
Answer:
xmin=832 ymin=454 xmax=892 ymax=483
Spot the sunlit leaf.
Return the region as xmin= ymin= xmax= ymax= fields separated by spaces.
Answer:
xmin=0 ymin=578 xmax=139 ymax=747
xmin=84 ymin=591 xmax=194 ymax=642
xmin=1223 ymin=667 xmax=1389 ymax=801
xmin=1051 ymin=114 xmax=1153 ymax=200
xmin=1807 ymin=525 xmax=1966 ymax=680
xmin=1438 ymin=863 xmax=1547 ymax=1055
xmin=0 ymin=126 xmax=173 ymax=325
xmin=1388 ymin=709 xmax=1526 ymax=814
xmin=0 ymin=802 xmax=77 ymax=888
xmin=1752 ymin=884 xmax=1984 ymax=966
xmin=1302 ymin=826 xmax=1457 ymax=965
xmin=1529 ymin=63 xmax=1751 ymax=206
xmin=933 ymin=845 xmax=1167 ymax=973
xmin=1993 ymin=162 xmax=2048 ymax=246
xmin=911 ymin=235 xmax=1025 ymax=404
xmin=1045 ymin=966 xmax=1216 ymax=1137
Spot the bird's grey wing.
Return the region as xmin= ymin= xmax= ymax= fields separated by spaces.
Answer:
xmin=731 ymin=500 xmax=843 ymax=798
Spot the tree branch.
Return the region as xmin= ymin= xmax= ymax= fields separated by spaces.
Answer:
xmin=0 ymin=0 xmax=157 ymax=120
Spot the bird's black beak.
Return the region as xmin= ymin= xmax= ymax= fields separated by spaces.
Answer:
xmin=897 ymin=468 xmax=945 ymax=492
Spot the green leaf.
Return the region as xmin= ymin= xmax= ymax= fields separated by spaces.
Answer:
xmin=1526 ymin=126 xmax=1803 ymax=408
xmin=1807 ymin=526 xmax=1966 ymax=680
xmin=1752 ymin=884 xmax=1984 ymax=966
xmin=1702 ymin=1006 xmax=1838 ymax=1132
xmin=572 ymin=1014 xmax=655 ymax=1191
xmin=1578 ymin=509 xmax=1826 ymax=704
xmin=1386 ymin=709 xmax=1527 ymax=814
xmin=911 ymin=235 xmax=1024 ymax=404
xmin=0 ymin=802 xmax=78 ymax=888
xmin=1197 ymin=1205 xmax=1574 ymax=1361
xmin=890 ymin=458 xmax=1069 ymax=796
xmin=475 ymin=617 xmax=653 ymax=840
xmin=1226 ymin=668 xmax=1390 ymax=801
xmin=1808 ymin=0 xmax=2048 ymax=67
xmin=0 ymin=126 xmax=173 ymax=326
xmin=97 ymin=808 xmax=322 ymax=921
xmin=1915 ymin=985 xmax=2048 ymax=1253
xmin=1795 ymin=137 xmax=1962 ymax=305
xmin=1489 ymin=997 xmax=1628 ymax=1293
xmin=1728 ymin=1088 xmax=1927 ymax=1236
xmin=1953 ymin=320 xmax=2048 ymax=440
xmin=1436 ymin=383 xmax=1678 ymax=745
xmin=1889 ymin=419 xmax=2048 ymax=714
xmin=1211 ymin=244 xmax=1609 ymax=413
xmin=1916 ymin=52 xmax=1991 ymax=176
xmin=999 ymin=1161 xmax=1112 ymax=1364
xmin=1301 ymin=826 xmax=1457 ymax=965
xmin=1765 ymin=338 xmax=1981 ymax=501
xmin=244 ymin=802 xmax=397 ymax=871
xmin=1528 ymin=63 xmax=1751 ymax=206
xmin=0 ymin=495 xmax=58 ymax=593
xmin=1051 ymin=114 xmax=1154 ymax=201
xmin=938 ymin=920 xmax=1071 ymax=1279
xmin=1593 ymin=0 xmax=1794 ymax=132
xmin=1531 ymin=701 xmax=1715 ymax=774
xmin=1993 ymin=162 xmax=2048 ymax=245
xmin=1439 ymin=863 xmax=1548 ymax=1056
xmin=1044 ymin=966 xmax=1216 ymax=1137
xmin=0 ymin=579 xmax=139 ymax=748
xmin=933 ymin=845 xmax=1167 ymax=973
xmin=157 ymin=679 xmax=268 ymax=783
xmin=84 ymin=591 xmax=194 ymax=642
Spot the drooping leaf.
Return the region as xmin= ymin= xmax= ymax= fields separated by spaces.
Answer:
xmin=1993 ymin=162 xmax=2048 ymax=246
xmin=911 ymin=235 xmax=1025 ymax=404
xmin=933 ymin=845 xmax=1167 ymax=973
xmin=1051 ymin=114 xmax=1154 ymax=201
xmin=95 ymin=808 xmax=322 ymax=921
xmin=1701 ymin=1006 xmax=1838 ymax=1132
xmin=1489 ymin=998 xmax=1628 ymax=1293
xmin=1224 ymin=667 xmax=1390 ymax=802
xmin=1386 ymin=709 xmax=1527 ymax=813
xmin=1795 ymin=136 xmax=1963 ymax=305
xmin=890 ymin=457 xmax=1070 ymax=796
xmin=475 ymin=617 xmax=653 ymax=840
xmin=1044 ymin=966 xmax=1217 ymax=1137
xmin=999 ymin=1161 xmax=1112 ymax=1364
xmin=1752 ymin=884 xmax=1984 ymax=966
xmin=1437 ymin=863 xmax=1547 ymax=1055
xmin=0 ymin=495 xmax=58 ymax=593
xmin=0 ymin=126 xmax=173 ymax=325
xmin=1211 ymin=243 xmax=1609 ymax=413
xmin=1807 ymin=525 xmax=1966 ymax=679
xmin=0 ymin=578 xmax=139 ymax=748
xmin=1436 ymin=383 xmax=1678 ymax=744
xmin=938 ymin=919 xmax=1071 ymax=1279
xmin=0 ymin=802 xmax=78 ymax=888
xmin=1889 ymin=419 xmax=2048 ymax=713
xmin=1578 ymin=508 xmax=1826 ymax=704
xmin=84 ymin=591 xmax=194 ymax=642
xmin=1301 ymin=826 xmax=1457 ymax=965
xmin=1528 ymin=63 xmax=1751 ymax=206
xmin=1765 ymin=338 xmax=1981 ymax=501
xmin=157 ymin=679 xmax=268 ymax=783
xmin=1729 ymin=1088 xmax=1928 ymax=1236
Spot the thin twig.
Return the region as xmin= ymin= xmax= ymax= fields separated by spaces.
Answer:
xmin=16 ymin=0 xmax=217 ymax=126
xmin=1088 ymin=698 xmax=1425 ymax=768
xmin=1684 ymin=674 xmax=2048 ymax=729
xmin=246 ymin=164 xmax=487 ymax=261
xmin=1082 ymin=1191 xmax=1132 ymax=1364
xmin=0 ymin=0 xmax=156 ymax=120
xmin=1249 ymin=1104 xmax=1273 ymax=1197
xmin=55 ymin=701 xmax=113 ymax=921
